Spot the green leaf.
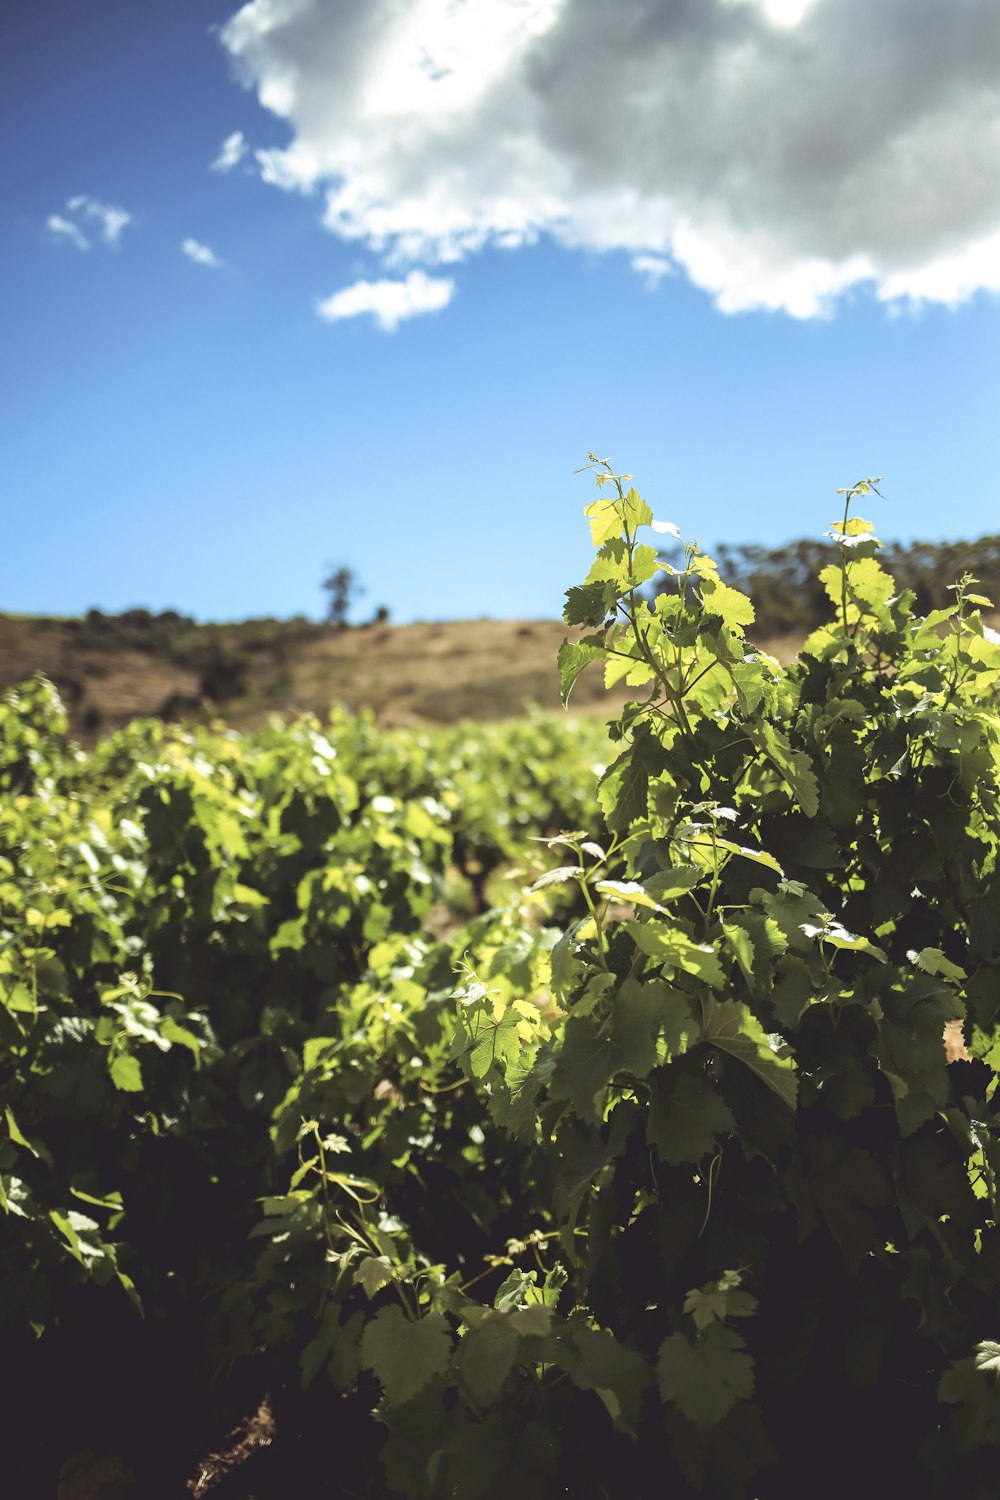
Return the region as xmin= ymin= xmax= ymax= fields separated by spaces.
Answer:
xmin=643 ymin=866 xmax=704 ymax=902
xmin=330 ymin=1309 xmax=364 ymax=1392
xmin=0 ymin=1175 xmax=26 ymax=1218
xmin=355 ymin=1255 xmax=395 ymax=1299
xmin=621 ymin=487 xmax=655 ymax=532
xmin=723 ymin=913 xmax=787 ymax=998
xmin=299 ymin=1305 xmax=363 ymax=1392
xmin=586 ymin=536 xmax=629 ymax=586
xmin=750 ymin=724 xmax=819 ymax=818
xmin=657 ymin=1323 xmax=755 ymax=1427
xmin=49 ymin=1208 xmax=85 ymax=1264
xmin=557 ymin=638 xmax=604 ymax=701
xmin=572 ymin=969 xmax=615 ymax=1018
xmin=584 ymin=498 xmax=624 ymax=546
xmin=911 ymin=946 xmax=966 ymax=982
xmin=800 ymin=919 xmax=887 ymax=962
xmin=159 ymin=1017 xmax=205 ymax=1061
xmin=830 ymin=516 xmax=875 ymax=537
xmin=553 ymin=983 xmax=696 ymax=1118
xmin=700 ymin=578 xmax=755 ymax=629
xmin=378 ymin=1377 xmax=451 ymax=1499
xmin=494 ymin=1268 xmax=538 ymax=1312
xmin=459 ymin=1314 xmax=527 ymax=1405
xmin=800 ymin=1135 xmax=893 ymax=1270
xmin=598 ymin=751 xmax=649 ymax=834
xmin=257 ymin=1191 xmax=313 ymax=1222
xmin=115 ymin=1267 xmax=143 ymax=1317
xmin=700 ymin=999 xmax=797 ymax=1110
xmin=360 ymin=1306 xmax=452 ymax=1407
xmin=625 ymin=923 xmax=725 ymax=988
xmin=605 ymin=643 xmax=654 ymax=691
xmin=69 ymin=1186 xmax=123 ymax=1212
xmin=550 ymin=1017 xmax=614 ymax=1121
xmin=846 ymin=556 xmax=895 ymax=612
xmin=684 ymin=1272 xmax=757 ymax=1332
xmin=554 ymin=1324 xmax=651 ymax=1436
xmin=299 ymin=1304 xmax=342 ymax=1390
xmin=612 ymin=980 xmax=672 ymax=1078
xmin=529 ymin=865 xmax=583 ymax=893
xmin=563 ymin=585 xmax=609 ymax=629
xmin=467 ymin=1008 xmax=522 ymax=1079
xmin=109 ymin=1053 xmax=143 ymax=1092
xmin=5 ymin=1106 xmax=42 ymax=1158
xmin=648 ymin=1066 xmax=736 ymax=1165
xmin=443 ymin=1411 xmax=559 ymax=1500
xmin=722 ymin=922 xmax=756 ymax=985
xmin=627 ymin=544 xmax=659 ymax=588
xmin=876 ymin=973 xmax=957 ymax=1133
xmin=598 ymin=726 xmax=668 ymax=833
xmin=712 ymin=838 xmax=784 ymax=876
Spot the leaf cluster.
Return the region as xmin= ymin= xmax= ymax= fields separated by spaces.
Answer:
xmin=8 ymin=455 xmax=1000 ymax=1499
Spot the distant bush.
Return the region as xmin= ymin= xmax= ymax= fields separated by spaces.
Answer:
xmin=78 ymin=607 xmax=196 ymax=656
xmin=196 ymin=645 xmax=248 ymax=705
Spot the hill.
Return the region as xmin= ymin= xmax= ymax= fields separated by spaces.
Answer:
xmin=0 ymin=609 xmax=806 ymax=735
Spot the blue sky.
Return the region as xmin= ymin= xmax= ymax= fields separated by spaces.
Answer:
xmin=3 ymin=0 xmax=998 ymax=625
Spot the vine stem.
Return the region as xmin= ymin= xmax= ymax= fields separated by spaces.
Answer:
xmin=606 ymin=463 xmax=697 ymax=742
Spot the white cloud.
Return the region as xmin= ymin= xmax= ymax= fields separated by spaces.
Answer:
xmin=182 ymin=238 xmax=224 ymax=268
xmin=220 ymin=0 xmax=1000 ymax=317
xmin=631 ymin=254 xmax=674 ymax=290
xmin=47 ymin=214 xmax=90 ymax=251
xmin=67 ymin=195 xmax=131 ymax=246
xmin=316 ymin=269 xmax=454 ymax=330
xmin=211 ymin=130 xmax=248 ymax=172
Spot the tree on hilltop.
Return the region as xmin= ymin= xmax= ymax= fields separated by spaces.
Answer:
xmin=321 ymin=563 xmax=364 ymax=628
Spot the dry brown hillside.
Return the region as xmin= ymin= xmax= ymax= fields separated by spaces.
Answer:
xmin=0 ymin=611 xmax=805 ymax=737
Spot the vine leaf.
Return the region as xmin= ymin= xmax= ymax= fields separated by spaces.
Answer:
xmin=444 ymin=1411 xmax=559 ymax=1500
xmin=360 ymin=1307 xmax=452 ymax=1407
xmin=938 ymin=1348 xmax=1000 ymax=1450
xmin=355 ymin=1255 xmax=395 ymax=1299
xmin=700 ymin=577 xmax=755 ymax=629
xmin=625 ymin=923 xmax=725 ymax=988
xmin=876 ymin=973 xmax=957 ymax=1133
xmin=684 ymin=1274 xmax=758 ymax=1332
xmin=529 ymin=865 xmax=582 ymax=893
xmin=562 ymin=585 xmax=608 ymax=628
xmin=300 ymin=1305 xmax=363 ymax=1391
xmin=454 ymin=1005 xmax=523 ymax=1080
xmin=798 ymin=1135 xmax=893 ymax=1270
xmin=553 ymin=1324 xmax=650 ymax=1436
xmin=378 ymin=1378 xmax=452 ymax=1500
xmin=550 ymin=1018 xmax=615 ymax=1121
xmin=657 ymin=1323 xmax=755 ymax=1427
xmin=700 ymin=999 xmax=797 ymax=1110
xmin=598 ymin=751 xmax=649 ymax=834
xmin=612 ymin=979 xmax=681 ymax=1078
xmin=109 ymin=1053 xmax=143 ymax=1092
xmin=647 ymin=1067 xmax=736 ymax=1165
xmin=750 ymin=723 xmax=819 ymax=817
xmin=584 ymin=498 xmax=625 ymax=546
xmin=459 ymin=1314 xmax=525 ymax=1405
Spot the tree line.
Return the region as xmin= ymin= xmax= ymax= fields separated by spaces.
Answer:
xmin=657 ymin=532 xmax=1000 ymax=636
